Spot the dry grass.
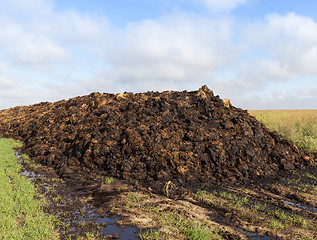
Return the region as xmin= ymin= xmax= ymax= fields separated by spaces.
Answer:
xmin=249 ymin=110 xmax=317 ymax=152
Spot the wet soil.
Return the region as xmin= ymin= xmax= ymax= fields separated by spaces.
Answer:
xmin=16 ymin=150 xmax=142 ymax=239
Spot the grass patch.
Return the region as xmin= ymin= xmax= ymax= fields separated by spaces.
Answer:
xmin=159 ymin=211 xmax=221 ymax=240
xmin=269 ymin=209 xmax=307 ymax=228
xmin=103 ymin=176 xmax=114 ymax=184
xmin=249 ymin=110 xmax=317 ymax=152
xmin=122 ymin=191 xmax=224 ymax=240
xmin=139 ymin=229 xmax=161 ymax=240
xmin=0 ymin=138 xmax=57 ymax=240
xmin=214 ymin=190 xmax=249 ymax=207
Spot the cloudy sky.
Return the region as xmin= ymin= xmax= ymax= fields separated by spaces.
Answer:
xmin=0 ymin=0 xmax=316 ymax=110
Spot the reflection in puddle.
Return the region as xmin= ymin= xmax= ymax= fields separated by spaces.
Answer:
xmin=101 ymin=224 xmax=139 ymax=240
xmin=16 ymin=151 xmax=40 ymax=181
xmin=75 ymin=206 xmax=139 ymax=239
xmin=282 ymin=200 xmax=317 ymax=213
xmin=237 ymin=227 xmax=275 ymax=240
xmin=96 ymin=216 xmax=120 ymax=224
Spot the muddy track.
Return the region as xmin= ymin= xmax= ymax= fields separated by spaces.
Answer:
xmin=0 ymin=86 xmax=313 ymax=193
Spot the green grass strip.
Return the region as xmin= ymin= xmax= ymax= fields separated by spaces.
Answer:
xmin=0 ymin=138 xmax=57 ymax=240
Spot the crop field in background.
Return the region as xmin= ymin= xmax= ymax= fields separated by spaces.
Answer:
xmin=249 ymin=110 xmax=317 ymax=153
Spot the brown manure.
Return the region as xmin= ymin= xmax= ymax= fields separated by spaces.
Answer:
xmin=0 ymin=86 xmax=312 ymax=191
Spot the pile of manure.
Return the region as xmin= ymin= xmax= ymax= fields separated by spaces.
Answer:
xmin=0 ymin=86 xmax=312 ymax=191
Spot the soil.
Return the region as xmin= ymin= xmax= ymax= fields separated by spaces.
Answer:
xmin=1 ymin=86 xmax=316 ymax=239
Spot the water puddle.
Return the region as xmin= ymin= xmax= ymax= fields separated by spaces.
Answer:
xmin=282 ymin=200 xmax=317 ymax=213
xmin=15 ymin=150 xmax=140 ymax=239
xmin=16 ymin=151 xmax=40 ymax=181
xmin=236 ymin=227 xmax=275 ymax=240
xmin=66 ymin=204 xmax=139 ymax=239
xmin=101 ymin=224 xmax=140 ymax=240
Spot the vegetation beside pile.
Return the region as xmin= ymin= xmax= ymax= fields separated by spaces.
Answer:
xmin=0 ymin=138 xmax=57 ymax=240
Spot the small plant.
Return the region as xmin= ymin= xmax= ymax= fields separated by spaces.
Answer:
xmin=29 ymin=162 xmax=42 ymax=169
xmin=250 ymin=201 xmax=266 ymax=213
xmin=182 ymin=222 xmax=217 ymax=240
xmin=302 ymin=172 xmax=317 ymax=181
xmin=126 ymin=192 xmax=146 ymax=202
xmin=194 ymin=189 xmax=213 ymax=202
xmin=103 ymin=176 xmax=114 ymax=184
xmin=270 ymin=209 xmax=307 ymax=228
xmin=266 ymin=219 xmax=284 ymax=230
xmin=215 ymin=190 xmax=248 ymax=207
xmin=83 ymin=231 xmax=103 ymax=240
xmin=139 ymin=229 xmax=161 ymax=240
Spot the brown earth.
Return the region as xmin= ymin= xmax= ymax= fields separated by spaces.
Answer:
xmin=0 ymin=86 xmax=313 ymax=193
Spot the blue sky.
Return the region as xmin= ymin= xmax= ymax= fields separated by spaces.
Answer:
xmin=0 ymin=0 xmax=316 ymax=109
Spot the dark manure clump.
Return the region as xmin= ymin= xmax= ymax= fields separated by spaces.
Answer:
xmin=0 ymin=86 xmax=312 ymax=192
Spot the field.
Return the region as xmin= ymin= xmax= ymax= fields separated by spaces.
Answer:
xmin=249 ymin=110 xmax=317 ymax=153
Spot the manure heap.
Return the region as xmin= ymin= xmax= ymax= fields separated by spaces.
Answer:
xmin=0 ymin=86 xmax=312 ymax=189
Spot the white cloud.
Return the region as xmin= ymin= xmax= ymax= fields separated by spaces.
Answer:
xmin=197 ymin=0 xmax=248 ymax=12
xmin=235 ymin=60 xmax=295 ymax=89
xmin=0 ymin=16 xmax=69 ymax=69
xmin=235 ymin=93 xmax=317 ymax=110
xmin=246 ymin=13 xmax=317 ymax=76
xmin=297 ymin=88 xmax=317 ymax=97
xmin=0 ymin=1 xmax=112 ymax=70
xmin=92 ymin=15 xmax=241 ymax=92
xmin=211 ymin=12 xmax=317 ymax=109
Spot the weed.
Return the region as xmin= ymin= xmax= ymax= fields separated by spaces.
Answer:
xmin=139 ymin=229 xmax=162 ymax=240
xmin=215 ymin=190 xmax=248 ymax=207
xmin=103 ymin=176 xmax=114 ymax=184
xmin=266 ymin=219 xmax=284 ymax=230
xmin=270 ymin=209 xmax=307 ymax=228
xmin=126 ymin=192 xmax=146 ymax=202
xmin=250 ymin=201 xmax=266 ymax=213
xmin=302 ymin=172 xmax=317 ymax=181
xmin=194 ymin=189 xmax=213 ymax=202
xmin=79 ymin=231 xmax=103 ymax=240
xmin=28 ymin=162 xmax=42 ymax=169
xmin=160 ymin=211 xmax=221 ymax=240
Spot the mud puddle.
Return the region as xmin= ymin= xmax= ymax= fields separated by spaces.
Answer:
xmin=236 ymin=228 xmax=275 ymax=240
xmin=15 ymin=150 xmax=141 ymax=239
xmin=14 ymin=149 xmax=317 ymax=240
xmin=16 ymin=150 xmax=39 ymax=181
xmin=282 ymin=199 xmax=317 ymax=213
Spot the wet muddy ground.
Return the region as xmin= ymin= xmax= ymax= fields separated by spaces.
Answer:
xmin=17 ymin=150 xmax=317 ymax=240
